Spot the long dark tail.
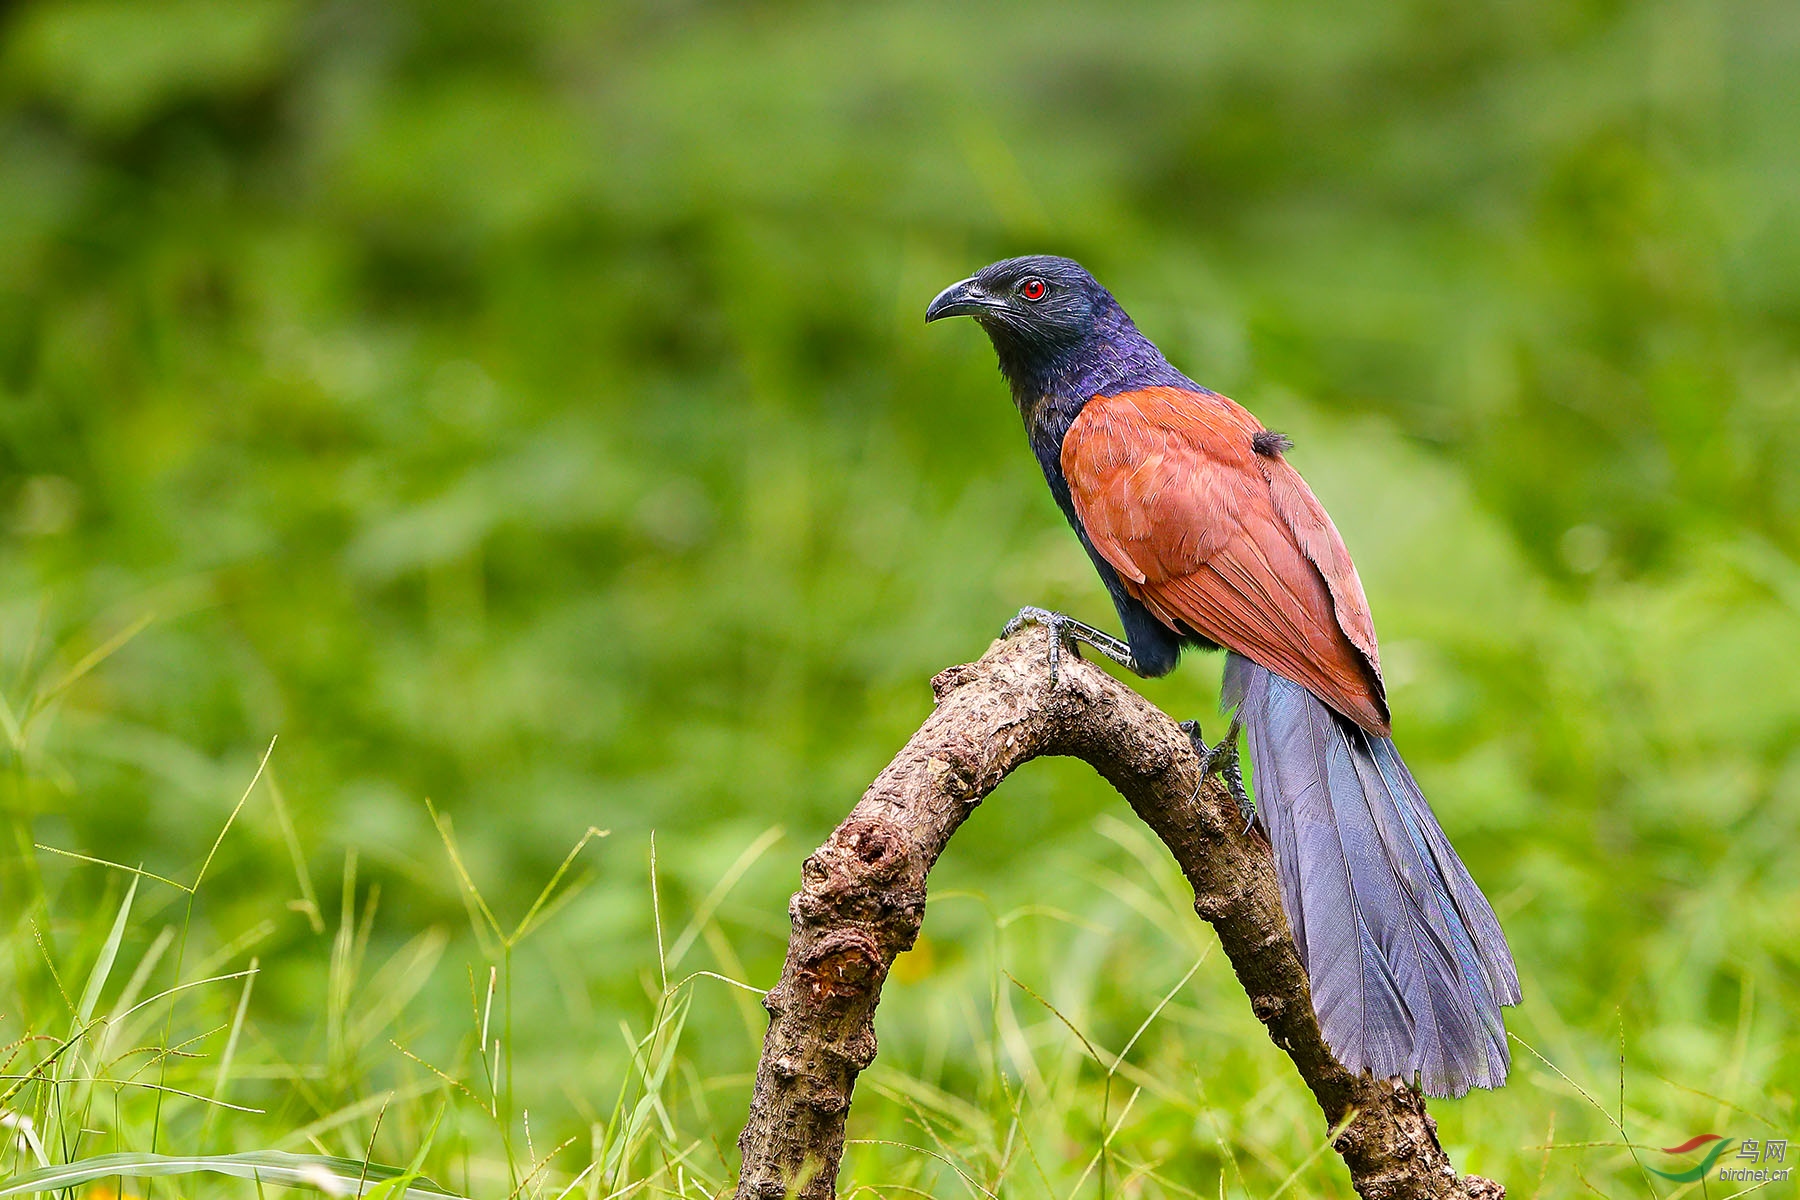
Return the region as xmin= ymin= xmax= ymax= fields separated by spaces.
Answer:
xmin=1223 ymin=654 xmax=1520 ymax=1098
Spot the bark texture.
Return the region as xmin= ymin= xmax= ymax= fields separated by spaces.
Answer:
xmin=734 ymin=626 xmax=1504 ymax=1199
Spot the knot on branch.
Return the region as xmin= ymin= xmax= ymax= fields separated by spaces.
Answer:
xmin=797 ymin=930 xmax=886 ymax=1004
xmin=830 ymin=816 xmax=907 ymax=882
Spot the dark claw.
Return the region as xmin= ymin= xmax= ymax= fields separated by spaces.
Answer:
xmin=1184 ymin=718 xmax=1254 ymax=833
xmin=1001 ymin=606 xmax=1139 ymax=686
xmin=1003 ymin=605 xmax=1068 ymax=684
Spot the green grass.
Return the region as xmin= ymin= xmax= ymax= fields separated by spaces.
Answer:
xmin=2 ymin=701 xmax=1794 ymax=1197
xmin=3 ymin=0 xmax=1800 ymax=1194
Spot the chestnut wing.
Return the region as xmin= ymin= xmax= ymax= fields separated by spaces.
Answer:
xmin=1062 ymin=386 xmax=1388 ymax=734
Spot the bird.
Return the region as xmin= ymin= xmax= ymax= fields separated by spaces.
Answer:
xmin=925 ymin=255 xmax=1519 ymax=1098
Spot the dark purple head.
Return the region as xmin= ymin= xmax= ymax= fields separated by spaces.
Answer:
xmin=926 ymin=255 xmax=1189 ymax=409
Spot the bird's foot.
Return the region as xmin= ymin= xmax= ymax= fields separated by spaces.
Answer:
xmin=1181 ymin=717 xmax=1253 ymax=833
xmin=1002 ymin=606 xmax=1138 ymax=686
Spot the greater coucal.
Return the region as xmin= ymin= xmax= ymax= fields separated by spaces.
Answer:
xmin=926 ymin=255 xmax=1519 ymax=1098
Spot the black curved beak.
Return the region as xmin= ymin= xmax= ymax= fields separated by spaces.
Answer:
xmin=925 ymin=278 xmax=999 ymax=323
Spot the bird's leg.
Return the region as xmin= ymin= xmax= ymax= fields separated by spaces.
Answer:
xmin=1002 ymin=606 xmax=1138 ymax=685
xmin=1181 ymin=716 xmax=1253 ymax=833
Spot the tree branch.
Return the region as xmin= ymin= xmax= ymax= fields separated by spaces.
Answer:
xmin=734 ymin=627 xmax=1504 ymax=1199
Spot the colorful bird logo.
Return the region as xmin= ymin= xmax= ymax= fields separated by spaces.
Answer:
xmin=1648 ymin=1134 xmax=1736 ymax=1182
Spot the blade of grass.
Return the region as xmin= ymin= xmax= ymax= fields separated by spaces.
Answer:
xmin=1266 ymin=1109 xmax=1359 ymax=1200
xmin=427 ymin=801 xmax=504 ymax=948
xmin=26 ymin=613 xmax=154 ymax=723
xmin=75 ymin=876 xmax=139 ymax=1030
xmin=0 ymin=1150 xmax=463 ymax=1198
xmin=663 ymin=826 xmax=781 ymax=971
xmin=201 ymin=956 xmax=258 ymax=1147
xmin=29 ymin=849 xmax=187 ymax=894
xmin=510 ymin=827 xmax=610 ymax=945
xmin=649 ymin=834 xmax=666 ymax=993
xmin=192 ymin=737 xmax=276 ymax=893
xmin=267 ymin=771 xmax=325 ymax=934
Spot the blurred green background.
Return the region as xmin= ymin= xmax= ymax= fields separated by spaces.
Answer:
xmin=2 ymin=0 xmax=1797 ymax=1195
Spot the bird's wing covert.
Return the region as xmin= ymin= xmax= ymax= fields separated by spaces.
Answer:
xmin=1062 ymin=386 xmax=1388 ymax=734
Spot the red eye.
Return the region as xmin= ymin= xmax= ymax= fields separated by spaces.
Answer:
xmin=1019 ymin=277 xmax=1047 ymax=302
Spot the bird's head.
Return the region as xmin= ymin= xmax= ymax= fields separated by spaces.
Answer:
xmin=925 ymin=255 xmax=1117 ymax=375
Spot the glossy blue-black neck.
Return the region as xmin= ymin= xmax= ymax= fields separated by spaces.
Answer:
xmin=985 ymin=291 xmax=1195 ymax=422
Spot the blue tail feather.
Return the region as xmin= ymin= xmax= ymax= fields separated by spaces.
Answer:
xmin=1223 ymin=653 xmax=1518 ymax=1098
